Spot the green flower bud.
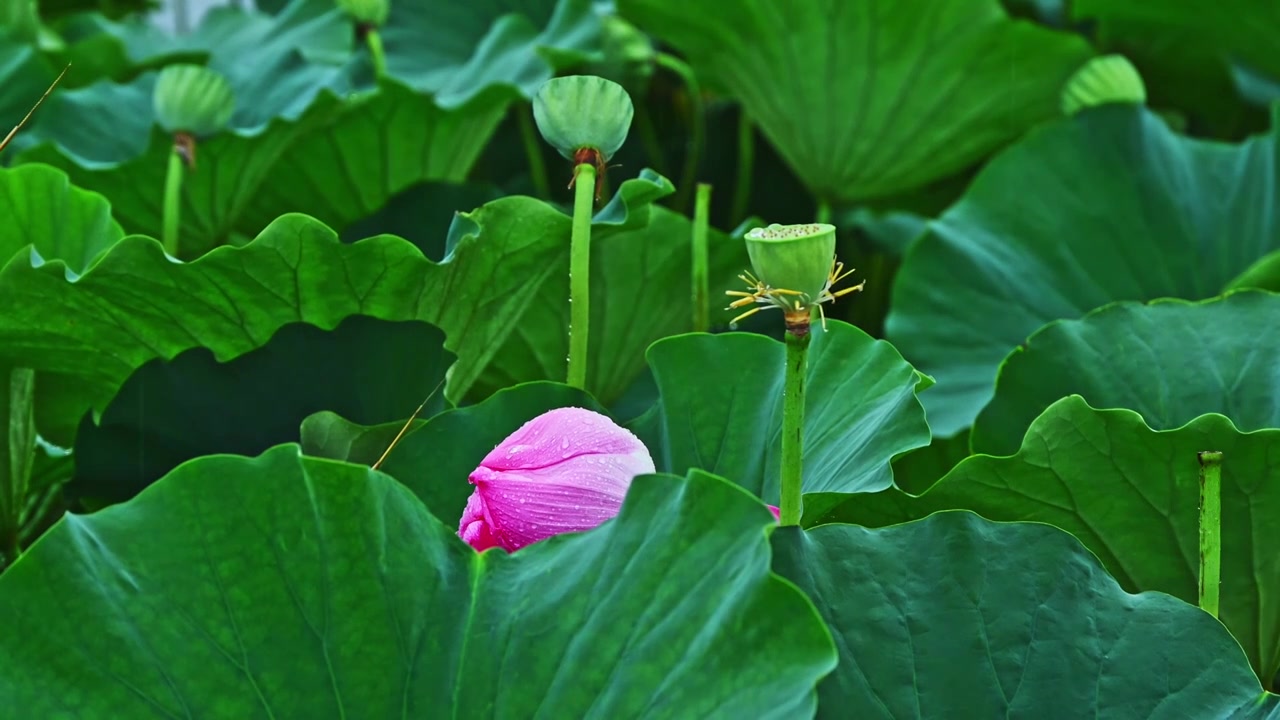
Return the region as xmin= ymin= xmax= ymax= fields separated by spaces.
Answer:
xmin=744 ymin=223 xmax=836 ymax=304
xmin=336 ymin=0 xmax=389 ymax=26
xmin=532 ymin=75 xmax=635 ymax=163
xmin=1061 ymin=54 xmax=1146 ymax=116
xmin=152 ymin=64 xmax=236 ymax=137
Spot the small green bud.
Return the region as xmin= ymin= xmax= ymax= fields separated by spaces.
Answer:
xmin=1061 ymin=54 xmax=1146 ymax=116
xmin=532 ymin=75 xmax=635 ymax=164
xmin=336 ymin=0 xmax=389 ymax=26
xmin=744 ymin=223 xmax=836 ymax=304
xmin=152 ymin=64 xmax=236 ymax=137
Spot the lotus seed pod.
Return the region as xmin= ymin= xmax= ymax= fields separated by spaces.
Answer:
xmin=1061 ymin=54 xmax=1146 ymax=116
xmin=336 ymin=0 xmax=388 ymax=26
xmin=532 ymin=75 xmax=635 ymax=163
xmin=152 ymin=64 xmax=236 ymax=137
xmin=744 ymin=223 xmax=836 ymax=304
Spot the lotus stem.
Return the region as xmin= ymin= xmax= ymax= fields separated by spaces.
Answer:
xmin=567 ymin=162 xmax=596 ymax=390
xmin=779 ymin=325 xmax=809 ymax=526
xmin=1 ymin=368 xmax=36 ymax=572
xmin=655 ymin=52 xmax=704 ymax=212
xmin=729 ymin=110 xmax=754 ymax=226
xmin=365 ymin=28 xmax=387 ymax=80
xmin=815 ymin=199 xmax=832 ymax=225
xmin=1198 ymin=450 xmax=1223 ymax=618
xmin=518 ymin=104 xmax=551 ymax=200
xmin=692 ymin=183 xmax=712 ymax=332
xmin=162 ymin=142 xmax=186 ymax=258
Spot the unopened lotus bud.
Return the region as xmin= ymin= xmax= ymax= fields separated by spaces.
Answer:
xmin=152 ymin=64 xmax=236 ymax=137
xmin=336 ymin=0 xmax=388 ymax=27
xmin=533 ymin=75 xmax=634 ymax=165
xmin=458 ymin=407 xmax=656 ymax=552
xmin=745 ymin=223 xmax=837 ymax=304
xmin=1061 ymin=54 xmax=1146 ymax=116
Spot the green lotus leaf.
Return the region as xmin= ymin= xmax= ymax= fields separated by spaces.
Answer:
xmin=28 ymin=0 xmax=151 ymax=22
xmin=466 ymin=174 xmax=752 ymax=406
xmin=14 ymin=68 xmax=350 ymax=257
xmin=302 ymin=318 xmax=932 ymax=527
xmin=0 ymin=163 xmax=122 ymax=271
xmin=631 ymin=320 xmax=932 ymax=520
xmin=973 ymin=292 xmax=1280 ymax=455
xmin=301 ymin=381 xmax=604 ymax=520
xmin=616 ymin=0 xmax=1093 ymax=203
xmin=0 ymin=174 xmax=669 ymax=448
xmin=0 ymin=446 xmax=838 ymax=716
xmin=827 ymin=395 xmax=1280 ymax=689
xmin=234 ymin=78 xmax=509 ymax=239
xmin=0 ymin=42 xmax=61 ymax=155
xmin=379 ymin=0 xmax=603 ymax=107
xmin=887 ymin=104 xmax=1280 ymax=437
xmin=773 ymin=511 xmax=1280 ymax=716
xmin=1073 ymin=0 xmax=1279 ymax=135
xmin=0 ymin=163 xmax=122 ymax=555
xmin=72 ymin=316 xmax=452 ymax=505
xmin=47 ymin=0 xmax=353 ymax=75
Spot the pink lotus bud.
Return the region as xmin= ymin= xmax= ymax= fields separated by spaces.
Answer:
xmin=458 ymin=407 xmax=656 ymax=553
xmin=768 ymin=505 xmax=780 ymax=520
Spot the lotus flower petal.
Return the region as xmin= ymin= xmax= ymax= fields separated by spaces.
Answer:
xmin=458 ymin=407 xmax=655 ymax=552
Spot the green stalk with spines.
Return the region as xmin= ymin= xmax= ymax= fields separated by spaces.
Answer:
xmin=654 ymin=52 xmax=705 ymax=213
xmin=518 ymin=105 xmax=551 ymax=200
xmin=162 ymin=146 xmax=185 ymax=258
xmin=692 ymin=183 xmax=712 ymax=332
xmin=779 ymin=328 xmax=809 ymax=526
xmin=567 ymin=162 xmax=597 ymax=390
xmin=1198 ymin=450 xmax=1223 ymax=618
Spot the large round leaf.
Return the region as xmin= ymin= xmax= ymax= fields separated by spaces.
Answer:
xmin=887 ymin=104 xmax=1280 ymax=437
xmin=301 ymin=381 xmax=603 ymax=521
xmin=15 ymin=70 xmax=350 ymax=257
xmin=0 ymin=42 xmax=63 ymax=154
xmin=0 ymin=175 xmax=669 ymax=447
xmin=828 ymin=395 xmax=1280 ymax=688
xmin=773 ymin=511 xmax=1280 ymax=717
xmin=617 ymin=0 xmax=1092 ymax=203
xmin=974 ymin=292 xmax=1280 ymax=455
xmin=73 ymin=316 xmax=452 ymax=504
xmin=380 ymin=0 xmax=602 ymax=106
xmin=0 ymin=163 xmax=122 ymax=272
xmin=629 ymin=320 xmax=933 ymax=521
xmin=235 ymin=79 xmax=509 ymax=238
xmin=1072 ymin=0 xmax=1278 ymax=136
xmin=470 ymin=192 xmax=752 ymax=404
xmin=0 ymin=445 xmax=837 ymax=716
